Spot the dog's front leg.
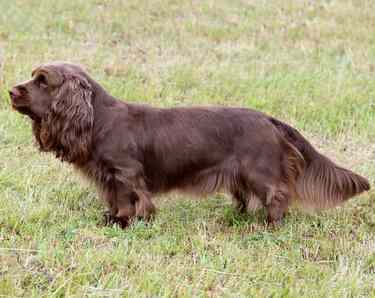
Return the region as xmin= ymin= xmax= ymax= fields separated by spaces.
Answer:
xmin=114 ymin=178 xmax=156 ymax=228
xmin=133 ymin=188 xmax=156 ymax=220
xmin=114 ymin=185 xmax=137 ymax=228
xmin=100 ymin=185 xmax=134 ymax=228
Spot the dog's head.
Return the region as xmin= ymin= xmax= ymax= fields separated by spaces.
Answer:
xmin=9 ymin=62 xmax=94 ymax=163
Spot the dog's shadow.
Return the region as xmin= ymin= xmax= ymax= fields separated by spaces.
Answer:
xmin=220 ymin=206 xmax=266 ymax=228
xmin=129 ymin=195 xmax=269 ymax=232
xmin=96 ymin=194 xmax=309 ymax=235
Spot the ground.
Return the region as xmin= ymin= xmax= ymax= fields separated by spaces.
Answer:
xmin=0 ymin=0 xmax=374 ymax=297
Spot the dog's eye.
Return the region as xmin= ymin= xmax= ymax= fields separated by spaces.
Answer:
xmin=36 ymin=74 xmax=48 ymax=88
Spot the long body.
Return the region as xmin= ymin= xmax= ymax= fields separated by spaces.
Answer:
xmin=9 ymin=62 xmax=370 ymax=228
xmin=91 ymin=100 xmax=283 ymax=195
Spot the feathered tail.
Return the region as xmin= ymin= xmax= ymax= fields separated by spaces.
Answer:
xmin=270 ymin=118 xmax=370 ymax=209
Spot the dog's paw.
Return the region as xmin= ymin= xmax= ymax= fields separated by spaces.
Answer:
xmin=102 ymin=211 xmax=130 ymax=229
xmin=102 ymin=211 xmax=116 ymax=225
xmin=266 ymin=216 xmax=283 ymax=229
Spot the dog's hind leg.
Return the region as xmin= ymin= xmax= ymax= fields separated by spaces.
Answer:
xmin=231 ymin=188 xmax=263 ymax=213
xmin=249 ymin=181 xmax=291 ymax=225
xmin=263 ymin=187 xmax=291 ymax=225
xmin=230 ymin=179 xmax=290 ymax=224
xmin=239 ymin=160 xmax=292 ymax=225
xmin=230 ymin=189 xmax=247 ymax=213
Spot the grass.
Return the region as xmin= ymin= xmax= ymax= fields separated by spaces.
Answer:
xmin=0 ymin=0 xmax=374 ymax=296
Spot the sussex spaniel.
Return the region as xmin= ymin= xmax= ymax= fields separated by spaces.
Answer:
xmin=9 ymin=62 xmax=370 ymax=228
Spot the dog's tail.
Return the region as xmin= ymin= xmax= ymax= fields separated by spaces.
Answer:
xmin=270 ymin=117 xmax=370 ymax=209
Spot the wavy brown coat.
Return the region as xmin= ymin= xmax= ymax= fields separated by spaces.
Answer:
xmin=9 ymin=62 xmax=370 ymax=228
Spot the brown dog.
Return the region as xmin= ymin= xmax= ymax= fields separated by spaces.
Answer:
xmin=9 ymin=62 xmax=370 ymax=228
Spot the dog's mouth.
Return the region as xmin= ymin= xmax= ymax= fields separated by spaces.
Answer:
xmin=11 ymin=100 xmax=26 ymax=110
xmin=10 ymin=93 xmax=40 ymax=122
xmin=17 ymin=107 xmax=37 ymax=120
xmin=11 ymin=102 xmax=40 ymax=122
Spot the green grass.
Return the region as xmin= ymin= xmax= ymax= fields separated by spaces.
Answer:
xmin=0 ymin=0 xmax=374 ymax=296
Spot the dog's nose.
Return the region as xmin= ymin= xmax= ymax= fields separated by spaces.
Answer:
xmin=9 ymin=87 xmax=21 ymax=98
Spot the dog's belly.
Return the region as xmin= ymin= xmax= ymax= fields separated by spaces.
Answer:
xmin=144 ymin=155 xmax=239 ymax=196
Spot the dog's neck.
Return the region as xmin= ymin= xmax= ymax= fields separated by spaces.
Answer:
xmin=89 ymin=78 xmax=117 ymax=107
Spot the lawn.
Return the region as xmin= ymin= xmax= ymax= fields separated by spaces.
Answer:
xmin=0 ymin=0 xmax=374 ymax=296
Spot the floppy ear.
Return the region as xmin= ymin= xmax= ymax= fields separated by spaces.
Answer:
xmin=32 ymin=64 xmax=64 ymax=87
xmin=40 ymin=74 xmax=94 ymax=163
